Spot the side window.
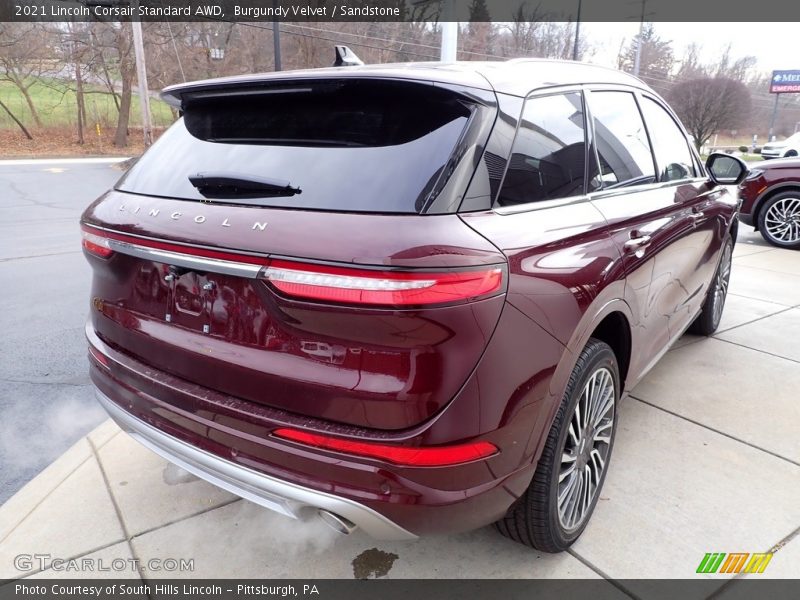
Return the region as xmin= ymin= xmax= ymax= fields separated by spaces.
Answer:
xmin=496 ymin=92 xmax=587 ymax=207
xmin=640 ymin=97 xmax=697 ymax=182
xmin=590 ymin=91 xmax=655 ymax=189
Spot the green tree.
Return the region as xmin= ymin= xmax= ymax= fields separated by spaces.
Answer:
xmin=620 ymin=24 xmax=674 ymax=83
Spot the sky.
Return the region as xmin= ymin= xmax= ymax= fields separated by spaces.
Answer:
xmin=582 ymin=22 xmax=797 ymax=76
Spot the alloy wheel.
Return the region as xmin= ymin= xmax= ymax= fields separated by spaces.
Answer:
xmin=557 ymin=367 xmax=615 ymax=533
xmin=764 ymin=197 xmax=800 ymax=244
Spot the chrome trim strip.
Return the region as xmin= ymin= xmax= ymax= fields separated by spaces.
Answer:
xmin=94 ymin=389 xmax=418 ymax=541
xmin=107 ymin=239 xmax=263 ymax=278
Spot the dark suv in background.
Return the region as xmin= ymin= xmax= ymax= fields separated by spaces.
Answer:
xmin=739 ymin=158 xmax=800 ymax=249
xmin=81 ymin=59 xmax=746 ymax=552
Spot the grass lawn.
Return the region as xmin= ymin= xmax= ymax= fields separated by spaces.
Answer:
xmin=0 ymin=78 xmax=175 ymax=131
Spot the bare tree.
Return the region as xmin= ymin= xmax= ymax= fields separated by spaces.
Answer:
xmin=0 ymin=98 xmax=33 ymax=139
xmin=495 ymin=5 xmax=587 ymax=60
xmin=676 ymin=42 xmax=757 ymax=83
xmin=0 ymin=23 xmax=48 ymax=128
xmin=669 ymin=77 xmax=752 ymax=151
xmin=675 ymin=42 xmax=704 ymax=81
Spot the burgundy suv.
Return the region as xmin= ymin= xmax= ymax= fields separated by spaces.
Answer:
xmin=739 ymin=158 xmax=800 ymax=249
xmin=81 ymin=59 xmax=746 ymax=552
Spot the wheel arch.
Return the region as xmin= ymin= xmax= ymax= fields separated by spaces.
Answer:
xmin=586 ymin=311 xmax=632 ymax=392
xmin=526 ymin=298 xmax=634 ymax=494
xmin=752 ymin=184 xmax=800 ymax=232
xmin=545 ymin=297 xmax=635 ymax=434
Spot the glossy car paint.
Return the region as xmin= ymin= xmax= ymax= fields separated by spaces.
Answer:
xmin=82 ymin=60 xmax=739 ymax=536
xmin=738 ymin=158 xmax=800 ymax=228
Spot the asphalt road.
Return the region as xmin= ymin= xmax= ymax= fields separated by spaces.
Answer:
xmin=0 ymin=158 xmax=126 ymax=504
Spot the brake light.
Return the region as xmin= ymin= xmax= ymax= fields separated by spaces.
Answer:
xmin=272 ymin=428 xmax=498 ymax=467
xmin=261 ymin=260 xmax=504 ymax=306
xmin=78 ymin=225 xmax=506 ymax=306
xmin=82 ymin=229 xmax=113 ymax=258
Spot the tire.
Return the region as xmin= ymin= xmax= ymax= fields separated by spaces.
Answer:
xmin=785 ymin=150 xmax=798 ymax=158
xmin=757 ymin=192 xmax=800 ymax=249
xmin=689 ymin=237 xmax=733 ymax=336
xmin=496 ymin=339 xmax=619 ymax=552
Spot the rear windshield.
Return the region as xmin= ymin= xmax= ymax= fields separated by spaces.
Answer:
xmin=116 ymin=80 xmax=474 ymax=213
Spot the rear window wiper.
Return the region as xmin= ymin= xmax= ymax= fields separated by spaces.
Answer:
xmin=189 ymin=172 xmax=302 ymax=198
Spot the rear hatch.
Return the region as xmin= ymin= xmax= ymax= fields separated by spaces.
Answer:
xmin=82 ymin=76 xmax=506 ymax=431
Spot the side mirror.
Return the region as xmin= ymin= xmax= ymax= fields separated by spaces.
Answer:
xmin=706 ymin=152 xmax=749 ymax=186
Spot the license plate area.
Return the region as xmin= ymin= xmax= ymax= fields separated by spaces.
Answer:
xmin=174 ymin=272 xmax=206 ymax=317
xmin=165 ymin=267 xmax=215 ymax=334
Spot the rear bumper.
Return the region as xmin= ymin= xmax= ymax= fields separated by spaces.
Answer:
xmin=95 ymin=389 xmax=416 ymax=540
xmin=87 ymin=323 xmax=535 ymax=538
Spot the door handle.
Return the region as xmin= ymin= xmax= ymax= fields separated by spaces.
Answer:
xmin=624 ymin=235 xmax=652 ymax=257
xmin=624 ymin=235 xmax=652 ymax=250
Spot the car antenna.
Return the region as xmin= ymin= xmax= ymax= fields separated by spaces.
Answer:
xmin=333 ymin=46 xmax=365 ymax=67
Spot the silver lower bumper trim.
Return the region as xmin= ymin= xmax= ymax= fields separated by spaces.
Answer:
xmin=95 ymin=390 xmax=417 ymax=541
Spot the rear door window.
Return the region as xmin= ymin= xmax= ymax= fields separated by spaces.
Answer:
xmin=496 ymin=92 xmax=588 ymax=207
xmin=116 ymin=80 xmax=474 ymax=214
xmin=640 ymin=96 xmax=697 ymax=182
xmin=589 ymin=91 xmax=656 ymax=189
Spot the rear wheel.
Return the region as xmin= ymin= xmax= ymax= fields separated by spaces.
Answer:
xmin=689 ymin=237 xmax=733 ymax=336
xmin=758 ymin=192 xmax=800 ymax=249
xmin=496 ymin=339 xmax=619 ymax=552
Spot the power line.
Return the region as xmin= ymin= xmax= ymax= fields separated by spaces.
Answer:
xmin=234 ymin=20 xmax=440 ymax=61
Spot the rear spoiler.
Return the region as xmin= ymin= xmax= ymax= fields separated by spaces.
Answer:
xmin=160 ymin=51 xmax=493 ymax=111
xmin=162 ymin=46 xmax=365 ymax=109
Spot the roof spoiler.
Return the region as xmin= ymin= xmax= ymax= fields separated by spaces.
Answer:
xmin=333 ymin=46 xmax=364 ymax=67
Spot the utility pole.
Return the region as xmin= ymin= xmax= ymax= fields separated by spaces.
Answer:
xmin=130 ymin=6 xmax=153 ymax=147
xmin=633 ymin=0 xmax=646 ymax=77
xmin=768 ymin=94 xmax=780 ymax=142
xmin=440 ymin=0 xmax=457 ymax=62
xmin=272 ymin=0 xmax=281 ymax=70
xmin=273 ymin=21 xmax=282 ymax=70
xmin=572 ymin=0 xmax=582 ymax=61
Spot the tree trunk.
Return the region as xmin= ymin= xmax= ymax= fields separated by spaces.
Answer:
xmin=75 ymin=59 xmax=85 ymax=144
xmin=0 ymin=99 xmax=33 ymax=140
xmin=92 ymin=29 xmax=121 ymax=112
xmin=19 ymin=85 xmax=42 ymax=128
xmin=114 ymin=69 xmax=133 ymax=147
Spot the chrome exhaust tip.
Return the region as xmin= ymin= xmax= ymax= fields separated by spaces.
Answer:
xmin=317 ymin=509 xmax=357 ymax=535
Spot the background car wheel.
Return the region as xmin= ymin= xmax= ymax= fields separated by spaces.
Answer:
xmin=785 ymin=150 xmax=798 ymax=158
xmin=758 ymin=192 xmax=800 ymax=249
xmin=689 ymin=237 xmax=733 ymax=336
xmin=495 ymin=338 xmax=619 ymax=552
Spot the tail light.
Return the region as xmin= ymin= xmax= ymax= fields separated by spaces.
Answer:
xmin=273 ymin=427 xmax=498 ymax=467
xmin=261 ymin=260 xmax=505 ymax=307
xmin=79 ymin=224 xmax=506 ymax=307
xmin=82 ymin=229 xmax=113 ymax=258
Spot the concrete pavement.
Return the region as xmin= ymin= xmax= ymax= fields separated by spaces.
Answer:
xmin=0 ymin=159 xmax=126 ymax=504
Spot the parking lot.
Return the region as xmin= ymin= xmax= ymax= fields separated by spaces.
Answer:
xmin=0 ymin=159 xmax=798 ymax=592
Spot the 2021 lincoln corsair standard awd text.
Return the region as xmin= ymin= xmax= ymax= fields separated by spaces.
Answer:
xmin=81 ymin=59 xmax=747 ymax=552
